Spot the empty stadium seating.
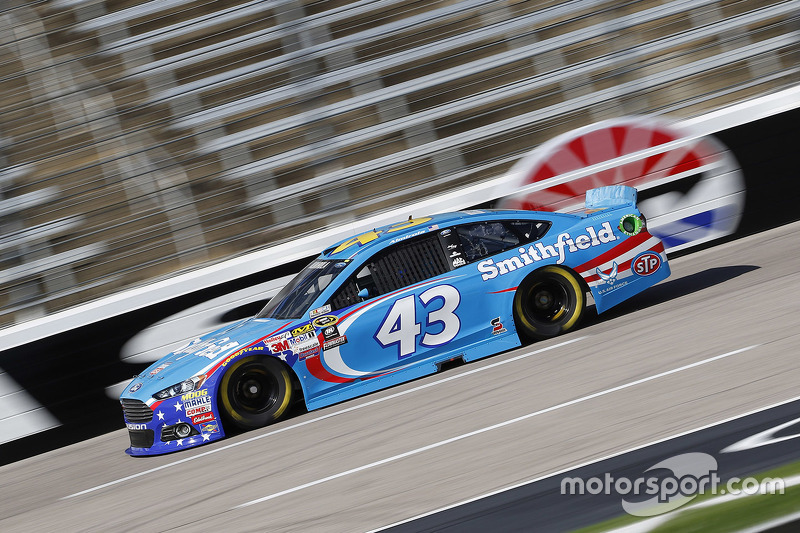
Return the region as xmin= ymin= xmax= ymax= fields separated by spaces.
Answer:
xmin=0 ymin=0 xmax=798 ymax=325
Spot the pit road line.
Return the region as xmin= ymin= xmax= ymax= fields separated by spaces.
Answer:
xmin=234 ymin=344 xmax=759 ymax=509
xmin=63 ymin=336 xmax=587 ymax=499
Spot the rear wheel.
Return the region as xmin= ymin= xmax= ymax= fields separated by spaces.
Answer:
xmin=219 ymin=356 xmax=293 ymax=431
xmin=514 ymin=266 xmax=585 ymax=341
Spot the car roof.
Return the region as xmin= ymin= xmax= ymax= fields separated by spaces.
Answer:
xmin=321 ymin=209 xmax=577 ymax=260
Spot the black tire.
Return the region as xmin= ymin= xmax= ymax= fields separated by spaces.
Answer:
xmin=219 ymin=356 xmax=293 ymax=431
xmin=513 ymin=265 xmax=585 ymax=341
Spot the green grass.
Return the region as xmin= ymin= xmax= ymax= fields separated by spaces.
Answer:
xmin=573 ymin=459 xmax=800 ymax=533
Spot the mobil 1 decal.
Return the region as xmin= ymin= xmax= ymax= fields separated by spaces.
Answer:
xmin=496 ymin=116 xmax=745 ymax=253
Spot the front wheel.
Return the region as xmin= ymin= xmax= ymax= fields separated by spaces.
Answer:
xmin=219 ymin=356 xmax=293 ymax=431
xmin=513 ymin=266 xmax=585 ymax=341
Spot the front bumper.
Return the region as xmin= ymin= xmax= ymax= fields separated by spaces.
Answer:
xmin=120 ymin=397 xmax=225 ymax=456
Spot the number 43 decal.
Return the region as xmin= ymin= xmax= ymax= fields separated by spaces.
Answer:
xmin=375 ymin=285 xmax=461 ymax=358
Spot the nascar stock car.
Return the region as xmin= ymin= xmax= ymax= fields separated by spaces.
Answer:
xmin=120 ymin=185 xmax=669 ymax=455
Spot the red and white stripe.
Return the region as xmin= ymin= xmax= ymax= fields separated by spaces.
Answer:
xmin=576 ymin=232 xmax=665 ymax=287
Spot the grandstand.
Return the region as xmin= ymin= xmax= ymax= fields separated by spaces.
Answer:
xmin=1 ymin=0 xmax=798 ymax=326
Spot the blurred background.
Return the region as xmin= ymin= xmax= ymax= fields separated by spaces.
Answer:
xmin=2 ymin=0 xmax=798 ymax=328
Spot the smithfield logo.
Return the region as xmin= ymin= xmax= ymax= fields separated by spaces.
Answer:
xmin=478 ymin=222 xmax=618 ymax=281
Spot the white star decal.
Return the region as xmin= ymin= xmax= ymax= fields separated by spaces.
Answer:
xmin=188 ymin=438 xmax=195 ymax=444
xmin=174 ymin=402 xmax=183 ymax=412
xmin=156 ymin=411 xmax=165 ymax=421
xmin=202 ymin=433 xmax=211 ymax=441
xmin=176 ymin=439 xmax=184 ymax=446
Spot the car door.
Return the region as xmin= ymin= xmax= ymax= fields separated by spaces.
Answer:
xmin=318 ymin=232 xmax=467 ymax=379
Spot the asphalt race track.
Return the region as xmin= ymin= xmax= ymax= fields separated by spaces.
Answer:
xmin=2 ymin=221 xmax=799 ymax=532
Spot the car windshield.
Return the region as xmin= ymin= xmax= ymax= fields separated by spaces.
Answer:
xmin=256 ymin=260 xmax=348 ymax=320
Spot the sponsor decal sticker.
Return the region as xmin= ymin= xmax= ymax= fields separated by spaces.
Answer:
xmin=322 ymin=325 xmax=340 ymax=340
xmin=632 ymin=251 xmax=662 ymax=276
xmin=298 ymin=346 xmax=321 ymax=361
xmin=312 ymin=315 xmax=339 ymax=328
xmin=291 ymin=323 xmax=314 ymax=336
xmin=126 ymin=422 xmax=147 ymax=430
xmin=490 ymin=317 xmax=507 ymax=335
xmin=181 ymin=389 xmax=208 ymax=402
xmin=453 ymin=257 xmax=466 ymax=268
xmin=191 ymin=412 xmax=215 ymax=425
xmin=619 ymin=214 xmax=644 ymax=236
xmin=596 ymin=262 xmax=618 ymax=285
xmin=184 ymin=396 xmax=212 ymax=418
xmin=149 ymin=362 xmax=171 ymax=376
xmin=389 ymin=229 xmax=427 ymax=244
xmin=478 ymin=222 xmax=618 ymax=281
xmin=200 ymin=421 xmax=219 ymax=434
xmin=310 ymin=305 xmax=331 ymax=319
xmin=323 ymin=335 xmax=348 ymax=350
xmin=174 ymin=337 xmax=240 ymax=360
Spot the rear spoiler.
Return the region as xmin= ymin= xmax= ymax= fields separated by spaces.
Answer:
xmin=585 ymin=185 xmax=638 ymax=209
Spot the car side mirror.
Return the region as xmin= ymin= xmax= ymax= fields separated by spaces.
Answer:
xmin=357 ymin=288 xmax=369 ymax=299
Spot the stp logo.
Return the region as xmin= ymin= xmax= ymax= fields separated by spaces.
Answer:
xmin=633 ymin=252 xmax=662 ymax=276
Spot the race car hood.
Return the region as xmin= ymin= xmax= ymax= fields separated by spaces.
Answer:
xmin=121 ymin=317 xmax=293 ymax=400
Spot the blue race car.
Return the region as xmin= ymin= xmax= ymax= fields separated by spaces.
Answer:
xmin=120 ymin=186 xmax=669 ymax=455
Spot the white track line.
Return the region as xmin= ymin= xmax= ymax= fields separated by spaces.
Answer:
xmin=63 ymin=336 xmax=586 ymax=499
xmin=234 ymin=345 xmax=759 ymax=509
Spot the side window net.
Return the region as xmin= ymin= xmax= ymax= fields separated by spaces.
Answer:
xmin=329 ymin=235 xmax=448 ymax=310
